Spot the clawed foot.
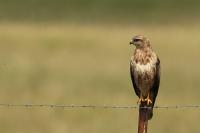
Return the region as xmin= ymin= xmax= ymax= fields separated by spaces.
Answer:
xmin=137 ymin=98 xmax=152 ymax=105
xmin=137 ymin=93 xmax=152 ymax=105
xmin=137 ymin=98 xmax=145 ymax=104
xmin=144 ymin=97 xmax=152 ymax=105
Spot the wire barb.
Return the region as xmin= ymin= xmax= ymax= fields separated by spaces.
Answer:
xmin=0 ymin=104 xmax=199 ymax=109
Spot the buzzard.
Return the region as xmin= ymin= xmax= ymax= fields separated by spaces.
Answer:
xmin=130 ymin=35 xmax=160 ymax=120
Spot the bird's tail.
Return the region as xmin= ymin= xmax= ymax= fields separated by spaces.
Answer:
xmin=139 ymin=102 xmax=154 ymax=120
xmin=147 ymin=106 xmax=153 ymax=120
xmin=148 ymin=95 xmax=157 ymax=120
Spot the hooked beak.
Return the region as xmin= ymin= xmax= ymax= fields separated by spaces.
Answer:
xmin=129 ymin=40 xmax=133 ymax=45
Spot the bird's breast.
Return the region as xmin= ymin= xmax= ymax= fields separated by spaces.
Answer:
xmin=131 ymin=58 xmax=156 ymax=97
xmin=134 ymin=62 xmax=155 ymax=88
xmin=134 ymin=62 xmax=154 ymax=74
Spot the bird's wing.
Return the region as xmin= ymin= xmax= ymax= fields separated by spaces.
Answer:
xmin=151 ymin=58 xmax=160 ymax=107
xmin=147 ymin=58 xmax=160 ymax=120
xmin=130 ymin=61 xmax=140 ymax=97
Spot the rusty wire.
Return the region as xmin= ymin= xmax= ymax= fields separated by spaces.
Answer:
xmin=0 ymin=104 xmax=199 ymax=109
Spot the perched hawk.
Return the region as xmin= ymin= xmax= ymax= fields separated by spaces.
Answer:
xmin=130 ymin=35 xmax=160 ymax=120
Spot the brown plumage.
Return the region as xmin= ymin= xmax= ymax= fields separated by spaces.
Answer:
xmin=130 ymin=35 xmax=160 ymax=120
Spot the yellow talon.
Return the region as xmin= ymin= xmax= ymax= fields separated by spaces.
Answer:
xmin=144 ymin=98 xmax=152 ymax=105
xmin=144 ymin=93 xmax=152 ymax=105
xmin=137 ymin=98 xmax=145 ymax=105
xmin=137 ymin=93 xmax=152 ymax=105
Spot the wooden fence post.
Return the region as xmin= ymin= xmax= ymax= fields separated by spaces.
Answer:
xmin=138 ymin=106 xmax=148 ymax=133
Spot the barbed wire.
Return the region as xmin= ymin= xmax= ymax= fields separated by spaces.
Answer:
xmin=0 ymin=104 xmax=200 ymax=109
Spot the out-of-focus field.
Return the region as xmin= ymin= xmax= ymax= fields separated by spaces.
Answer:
xmin=0 ymin=0 xmax=200 ymax=23
xmin=0 ymin=23 xmax=200 ymax=133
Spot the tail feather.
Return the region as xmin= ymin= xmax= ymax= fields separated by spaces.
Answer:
xmin=148 ymin=95 xmax=156 ymax=120
xmin=140 ymin=103 xmax=153 ymax=120
xmin=148 ymin=107 xmax=153 ymax=120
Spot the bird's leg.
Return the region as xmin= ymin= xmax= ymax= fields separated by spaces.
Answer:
xmin=137 ymin=94 xmax=145 ymax=105
xmin=144 ymin=93 xmax=152 ymax=105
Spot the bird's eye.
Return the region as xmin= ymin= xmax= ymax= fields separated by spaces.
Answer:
xmin=134 ymin=39 xmax=141 ymax=42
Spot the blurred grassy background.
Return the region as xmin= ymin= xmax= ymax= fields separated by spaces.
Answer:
xmin=0 ymin=0 xmax=200 ymax=23
xmin=0 ymin=0 xmax=200 ymax=133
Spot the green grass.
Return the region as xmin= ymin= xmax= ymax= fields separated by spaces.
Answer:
xmin=0 ymin=22 xmax=200 ymax=133
xmin=0 ymin=0 xmax=200 ymax=23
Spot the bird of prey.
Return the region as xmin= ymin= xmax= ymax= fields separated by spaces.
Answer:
xmin=130 ymin=35 xmax=160 ymax=120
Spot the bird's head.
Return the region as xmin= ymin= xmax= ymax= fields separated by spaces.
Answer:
xmin=130 ymin=35 xmax=151 ymax=48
